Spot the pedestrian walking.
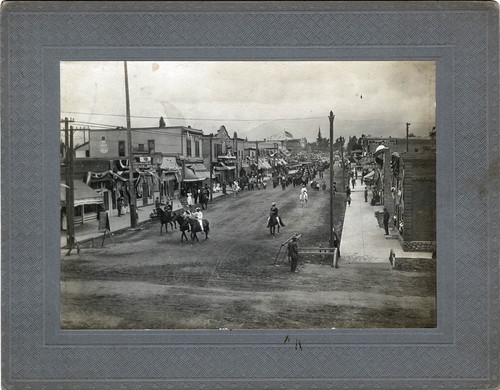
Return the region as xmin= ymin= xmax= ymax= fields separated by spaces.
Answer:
xmin=383 ymin=207 xmax=390 ymax=235
xmin=288 ymin=235 xmax=299 ymax=272
xmin=364 ymin=187 xmax=368 ymax=202
xmin=351 ymin=177 xmax=356 ymax=189
xmin=346 ymin=186 xmax=351 ymax=207
xmin=155 ymin=196 xmax=160 ymax=209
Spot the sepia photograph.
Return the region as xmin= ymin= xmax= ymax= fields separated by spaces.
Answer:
xmin=60 ymin=60 xmax=437 ymax=330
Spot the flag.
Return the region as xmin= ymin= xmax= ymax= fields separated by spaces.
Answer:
xmin=284 ymin=130 xmax=293 ymax=138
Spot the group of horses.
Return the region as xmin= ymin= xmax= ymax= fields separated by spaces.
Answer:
xmin=157 ymin=208 xmax=209 ymax=243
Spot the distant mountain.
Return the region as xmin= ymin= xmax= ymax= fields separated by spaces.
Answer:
xmin=239 ymin=118 xmax=432 ymax=142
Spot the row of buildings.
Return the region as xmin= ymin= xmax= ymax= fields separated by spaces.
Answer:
xmin=61 ymin=122 xmax=304 ymax=225
xmin=354 ymin=131 xmax=437 ymax=252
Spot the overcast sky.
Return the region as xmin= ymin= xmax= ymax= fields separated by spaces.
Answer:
xmin=61 ymin=61 xmax=435 ymax=143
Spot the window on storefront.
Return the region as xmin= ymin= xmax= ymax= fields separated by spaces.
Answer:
xmin=138 ymin=144 xmax=145 ymax=152
xmin=187 ymin=139 xmax=192 ymax=156
xmin=118 ymin=140 xmax=126 ymax=156
xmin=195 ymin=140 xmax=200 ymax=157
xmin=148 ymin=140 xmax=155 ymax=153
xmin=215 ymin=144 xmax=222 ymax=157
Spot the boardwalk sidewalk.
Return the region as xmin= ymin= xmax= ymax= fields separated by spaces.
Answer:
xmin=340 ymin=177 xmax=432 ymax=263
xmin=60 ymin=190 xmax=228 ymax=249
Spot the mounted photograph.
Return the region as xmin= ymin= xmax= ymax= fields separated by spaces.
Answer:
xmin=60 ymin=60 xmax=437 ymax=330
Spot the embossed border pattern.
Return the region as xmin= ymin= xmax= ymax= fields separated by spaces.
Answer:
xmin=1 ymin=2 xmax=498 ymax=389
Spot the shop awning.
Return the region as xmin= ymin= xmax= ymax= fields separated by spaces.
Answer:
xmin=61 ymin=180 xmax=103 ymax=207
xmin=183 ymin=166 xmax=207 ymax=182
xmin=160 ymin=156 xmax=180 ymax=172
xmin=189 ymin=163 xmax=211 ymax=176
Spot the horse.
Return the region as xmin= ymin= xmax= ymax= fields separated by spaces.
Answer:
xmin=188 ymin=217 xmax=210 ymax=242
xmin=174 ymin=214 xmax=210 ymax=243
xmin=267 ymin=215 xmax=283 ymax=236
xmin=157 ymin=208 xmax=177 ymax=234
xmin=174 ymin=214 xmax=192 ymax=243
xmin=299 ymin=191 xmax=308 ymax=208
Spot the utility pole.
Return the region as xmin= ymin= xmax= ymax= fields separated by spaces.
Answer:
xmin=209 ymin=133 xmax=213 ymax=201
xmin=255 ymin=140 xmax=259 ymax=179
xmin=329 ymin=111 xmax=335 ymax=249
xmin=124 ymin=61 xmax=138 ymax=228
xmin=340 ymin=136 xmax=345 ymax=190
xmin=62 ymin=117 xmax=75 ymax=248
xmin=406 ymin=122 xmax=411 ymax=152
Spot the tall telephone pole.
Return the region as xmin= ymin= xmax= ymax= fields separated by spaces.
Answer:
xmin=328 ymin=111 xmax=335 ymax=249
xmin=62 ymin=117 xmax=75 ymax=248
xmin=209 ymin=133 xmax=213 ymax=201
xmin=124 ymin=61 xmax=138 ymax=228
xmin=406 ymin=122 xmax=411 ymax=152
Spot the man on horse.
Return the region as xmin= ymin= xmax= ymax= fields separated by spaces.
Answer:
xmin=267 ymin=202 xmax=285 ymax=228
xmin=192 ymin=207 xmax=204 ymax=232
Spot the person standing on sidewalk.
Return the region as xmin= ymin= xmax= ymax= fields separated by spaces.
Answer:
xmin=383 ymin=207 xmax=390 ymax=235
xmin=186 ymin=190 xmax=194 ymax=211
xmin=364 ymin=186 xmax=368 ymax=202
xmin=288 ymin=235 xmax=299 ymax=272
xmin=346 ymin=186 xmax=352 ymax=207
xmin=332 ymin=228 xmax=341 ymax=258
xmin=117 ymin=196 xmax=123 ymax=217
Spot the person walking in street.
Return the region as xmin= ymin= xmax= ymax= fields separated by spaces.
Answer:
xmin=383 ymin=207 xmax=390 ymax=235
xmin=288 ymin=235 xmax=299 ymax=272
xmin=155 ymin=196 xmax=160 ymax=210
xmin=364 ymin=186 xmax=368 ymax=202
xmin=351 ymin=177 xmax=356 ymax=189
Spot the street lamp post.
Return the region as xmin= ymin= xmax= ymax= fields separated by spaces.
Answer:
xmin=329 ymin=111 xmax=335 ymax=249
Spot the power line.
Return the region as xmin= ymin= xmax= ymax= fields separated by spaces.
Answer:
xmin=60 ymin=110 xmax=326 ymax=122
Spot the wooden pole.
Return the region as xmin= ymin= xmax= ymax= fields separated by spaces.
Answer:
xmin=209 ymin=134 xmax=213 ymax=201
xmin=124 ymin=61 xmax=138 ymax=228
xmin=329 ymin=111 xmax=335 ymax=249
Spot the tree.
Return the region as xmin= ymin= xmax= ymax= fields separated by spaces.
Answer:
xmin=332 ymin=136 xmax=345 ymax=150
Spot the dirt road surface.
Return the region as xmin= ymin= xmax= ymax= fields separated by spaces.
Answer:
xmin=61 ymin=170 xmax=436 ymax=330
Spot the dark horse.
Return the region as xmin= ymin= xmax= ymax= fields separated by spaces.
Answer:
xmin=267 ymin=215 xmax=283 ymax=236
xmin=174 ymin=214 xmax=210 ymax=243
xmin=188 ymin=217 xmax=210 ymax=242
xmin=157 ymin=208 xmax=177 ymax=234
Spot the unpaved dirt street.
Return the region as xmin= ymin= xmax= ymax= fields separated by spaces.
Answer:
xmin=61 ymin=170 xmax=436 ymax=330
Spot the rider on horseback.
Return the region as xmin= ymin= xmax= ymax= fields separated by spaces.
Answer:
xmin=267 ymin=202 xmax=285 ymax=227
xmin=192 ymin=207 xmax=204 ymax=232
xmin=182 ymin=206 xmax=192 ymax=232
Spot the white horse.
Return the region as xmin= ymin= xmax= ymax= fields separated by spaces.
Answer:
xmin=299 ymin=190 xmax=308 ymax=208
